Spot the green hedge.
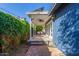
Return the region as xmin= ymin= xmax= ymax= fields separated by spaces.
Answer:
xmin=0 ymin=11 xmax=30 ymax=54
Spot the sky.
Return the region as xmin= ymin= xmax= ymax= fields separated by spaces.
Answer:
xmin=0 ymin=3 xmax=53 ymax=23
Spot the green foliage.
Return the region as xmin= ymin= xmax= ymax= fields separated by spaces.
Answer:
xmin=0 ymin=11 xmax=30 ymax=52
xmin=0 ymin=39 xmax=4 ymax=45
xmin=19 ymin=19 xmax=30 ymax=43
xmin=0 ymin=11 xmax=30 ymax=39
xmin=36 ymin=25 xmax=43 ymax=32
xmin=0 ymin=11 xmax=21 ymax=39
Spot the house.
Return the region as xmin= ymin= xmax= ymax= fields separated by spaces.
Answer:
xmin=49 ymin=3 xmax=79 ymax=55
xmin=27 ymin=3 xmax=79 ymax=55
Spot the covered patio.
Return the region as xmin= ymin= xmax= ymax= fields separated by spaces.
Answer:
xmin=27 ymin=8 xmax=54 ymax=46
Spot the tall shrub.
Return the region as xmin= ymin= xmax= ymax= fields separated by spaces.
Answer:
xmin=0 ymin=11 xmax=30 ymax=54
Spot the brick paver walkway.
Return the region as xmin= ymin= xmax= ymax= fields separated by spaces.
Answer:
xmin=25 ymin=45 xmax=51 ymax=56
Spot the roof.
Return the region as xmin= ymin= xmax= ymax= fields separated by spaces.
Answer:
xmin=49 ymin=3 xmax=69 ymax=16
xmin=27 ymin=8 xmax=51 ymax=25
xmin=33 ymin=7 xmax=44 ymax=12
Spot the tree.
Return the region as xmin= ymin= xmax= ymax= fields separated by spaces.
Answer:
xmin=36 ymin=25 xmax=43 ymax=32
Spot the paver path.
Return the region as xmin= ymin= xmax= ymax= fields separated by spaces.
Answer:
xmin=10 ymin=35 xmax=64 ymax=56
xmin=11 ymin=45 xmax=64 ymax=56
xmin=25 ymin=45 xmax=51 ymax=56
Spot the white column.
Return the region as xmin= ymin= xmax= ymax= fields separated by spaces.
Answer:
xmin=52 ymin=18 xmax=53 ymax=40
xmin=30 ymin=18 xmax=32 ymax=40
xmin=33 ymin=23 xmax=34 ymax=36
xmin=35 ymin=25 xmax=36 ymax=35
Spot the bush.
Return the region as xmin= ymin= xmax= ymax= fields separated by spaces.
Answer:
xmin=0 ymin=11 xmax=30 ymax=54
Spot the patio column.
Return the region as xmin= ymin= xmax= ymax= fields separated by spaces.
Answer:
xmin=35 ymin=25 xmax=36 ymax=35
xmin=30 ymin=18 xmax=32 ymax=40
xmin=32 ymin=23 xmax=35 ymax=36
xmin=50 ymin=21 xmax=52 ymax=36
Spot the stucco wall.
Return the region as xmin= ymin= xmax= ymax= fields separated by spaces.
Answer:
xmin=53 ymin=4 xmax=79 ymax=55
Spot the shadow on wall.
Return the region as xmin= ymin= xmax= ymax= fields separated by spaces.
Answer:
xmin=53 ymin=7 xmax=79 ymax=56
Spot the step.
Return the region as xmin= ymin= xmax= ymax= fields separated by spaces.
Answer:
xmin=28 ymin=41 xmax=45 ymax=45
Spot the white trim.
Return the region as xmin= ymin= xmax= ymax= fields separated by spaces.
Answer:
xmin=27 ymin=11 xmax=48 ymax=15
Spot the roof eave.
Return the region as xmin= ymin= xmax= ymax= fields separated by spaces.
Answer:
xmin=49 ymin=3 xmax=62 ymax=16
xmin=49 ymin=3 xmax=70 ymax=16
